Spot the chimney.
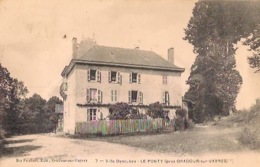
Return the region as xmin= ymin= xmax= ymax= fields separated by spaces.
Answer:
xmin=72 ymin=37 xmax=77 ymax=59
xmin=168 ymin=47 xmax=174 ymax=64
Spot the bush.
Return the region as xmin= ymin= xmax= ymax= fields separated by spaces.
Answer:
xmin=239 ymin=126 xmax=260 ymax=149
xmin=146 ymin=102 xmax=168 ymax=119
xmin=174 ymin=109 xmax=193 ymax=131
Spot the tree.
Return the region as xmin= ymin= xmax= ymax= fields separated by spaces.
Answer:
xmin=146 ymin=102 xmax=168 ymax=119
xmin=183 ymin=1 xmax=257 ymax=122
xmin=0 ymin=64 xmax=28 ymax=135
xmin=44 ymin=96 xmax=63 ymax=132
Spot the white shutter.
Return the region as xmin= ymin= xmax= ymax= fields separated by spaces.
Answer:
xmin=98 ymin=90 xmax=101 ymax=103
xmin=138 ymin=74 xmax=141 ymax=84
xmin=111 ymin=90 xmax=113 ymax=102
xmin=86 ymin=89 xmax=90 ymax=102
xmin=129 ymin=73 xmax=132 ymax=83
xmin=108 ymin=71 xmax=111 ymax=83
xmin=138 ymin=91 xmax=143 ymax=104
xmin=87 ymin=69 xmax=90 ymax=81
xmin=115 ymin=90 xmax=117 ymax=101
xmin=97 ymin=70 xmax=101 ymax=82
xmin=117 ymin=72 xmax=120 ymax=83
xmin=128 ymin=91 xmax=131 ymax=103
xmin=162 ymin=91 xmax=166 ymax=104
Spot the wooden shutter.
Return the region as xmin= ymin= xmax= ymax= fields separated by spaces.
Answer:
xmin=111 ymin=90 xmax=113 ymax=101
xmin=87 ymin=109 xmax=90 ymax=121
xmin=117 ymin=72 xmax=120 ymax=83
xmin=128 ymin=91 xmax=131 ymax=103
xmin=129 ymin=73 xmax=132 ymax=83
xmin=97 ymin=70 xmax=101 ymax=82
xmin=138 ymin=91 xmax=143 ymax=104
xmin=108 ymin=71 xmax=111 ymax=83
xmin=87 ymin=69 xmax=90 ymax=81
xmin=167 ymin=92 xmax=170 ymax=105
xmin=162 ymin=91 xmax=166 ymax=104
xmin=115 ymin=90 xmax=117 ymax=101
xmin=98 ymin=90 xmax=101 ymax=103
xmin=86 ymin=89 xmax=90 ymax=102
xmin=138 ymin=74 xmax=141 ymax=84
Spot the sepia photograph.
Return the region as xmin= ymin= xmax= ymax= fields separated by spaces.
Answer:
xmin=0 ymin=0 xmax=260 ymax=167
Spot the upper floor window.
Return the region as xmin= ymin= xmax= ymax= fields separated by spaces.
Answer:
xmin=87 ymin=108 xmax=97 ymax=121
xmin=111 ymin=90 xmax=118 ymax=102
xmin=87 ymin=69 xmax=101 ymax=82
xmin=163 ymin=75 xmax=168 ymax=85
xmin=129 ymin=73 xmax=141 ymax=84
xmin=86 ymin=88 xmax=103 ymax=103
xmin=163 ymin=91 xmax=170 ymax=105
xmin=128 ymin=90 xmax=143 ymax=104
xmin=108 ymin=71 xmax=121 ymax=83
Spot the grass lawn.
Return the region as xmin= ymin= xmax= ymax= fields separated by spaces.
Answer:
xmin=84 ymin=124 xmax=247 ymax=155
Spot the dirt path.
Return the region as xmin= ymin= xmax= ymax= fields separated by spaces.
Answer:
xmin=1 ymin=130 xmax=260 ymax=167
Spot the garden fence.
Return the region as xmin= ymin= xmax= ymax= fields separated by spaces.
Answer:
xmin=75 ymin=118 xmax=169 ymax=135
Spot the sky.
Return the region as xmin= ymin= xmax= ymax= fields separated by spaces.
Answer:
xmin=0 ymin=0 xmax=259 ymax=110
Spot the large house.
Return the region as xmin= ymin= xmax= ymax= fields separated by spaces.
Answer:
xmin=60 ymin=38 xmax=185 ymax=134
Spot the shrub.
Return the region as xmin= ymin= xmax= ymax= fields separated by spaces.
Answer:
xmin=174 ymin=109 xmax=193 ymax=131
xmin=146 ymin=102 xmax=168 ymax=119
xmin=239 ymin=126 xmax=260 ymax=149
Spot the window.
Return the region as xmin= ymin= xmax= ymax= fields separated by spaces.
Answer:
xmin=87 ymin=69 xmax=101 ymax=82
xmin=129 ymin=73 xmax=141 ymax=83
xmin=108 ymin=71 xmax=121 ymax=83
xmin=163 ymin=91 xmax=170 ymax=105
xmin=86 ymin=88 xmax=102 ymax=103
xmin=163 ymin=75 xmax=168 ymax=85
xmin=87 ymin=108 xmax=97 ymax=121
xmin=128 ymin=90 xmax=143 ymax=104
xmin=111 ymin=90 xmax=118 ymax=102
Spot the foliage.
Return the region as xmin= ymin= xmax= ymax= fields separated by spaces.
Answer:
xmin=0 ymin=64 xmax=28 ymax=135
xmin=146 ymin=102 xmax=168 ymax=119
xmin=108 ymin=102 xmax=145 ymax=120
xmin=183 ymin=0 xmax=260 ymax=123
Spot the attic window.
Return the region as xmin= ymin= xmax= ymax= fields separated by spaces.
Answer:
xmin=110 ymin=52 xmax=114 ymax=56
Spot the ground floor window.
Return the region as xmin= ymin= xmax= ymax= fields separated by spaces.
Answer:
xmin=87 ymin=108 xmax=97 ymax=121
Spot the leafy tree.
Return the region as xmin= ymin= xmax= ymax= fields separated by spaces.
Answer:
xmin=146 ymin=102 xmax=168 ymax=119
xmin=44 ymin=96 xmax=63 ymax=132
xmin=183 ymin=1 xmax=258 ymax=122
xmin=0 ymin=64 xmax=28 ymax=135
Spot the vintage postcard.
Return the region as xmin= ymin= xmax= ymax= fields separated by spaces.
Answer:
xmin=0 ymin=0 xmax=259 ymax=167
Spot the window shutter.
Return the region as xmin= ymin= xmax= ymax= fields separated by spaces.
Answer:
xmin=167 ymin=92 xmax=170 ymax=105
xmin=138 ymin=74 xmax=141 ymax=84
xmin=138 ymin=91 xmax=143 ymax=104
xmin=86 ymin=89 xmax=90 ymax=102
xmin=115 ymin=90 xmax=117 ymax=101
xmin=162 ymin=91 xmax=166 ymax=104
xmin=129 ymin=73 xmax=132 ymax=83
xmin=111 ymin=90 xmax=113 ymax=101
xmin=141 ymin=92 xmax=143 ymax=104
xmin=87 ymin=109 xmax=90 ymax=121
xmin=128 ymin=91 xmax=131 ymax=103
xmin=97 ymin=71 xmax=101 ymax=82
xmin=98 ymin=90 xmax=101 ymax=103
xmin=108 ymin=71 xmax=111 ymax=83
xmin=117 ymin=72 xmax=120 ymax=83
xmin=87 ymin=69 xmax=90 ymax=81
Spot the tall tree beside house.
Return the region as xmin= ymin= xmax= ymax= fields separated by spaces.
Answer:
xmin=183 ymin=1 xmax=260 ymax=122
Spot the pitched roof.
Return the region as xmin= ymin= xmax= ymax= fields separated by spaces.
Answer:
xmin=78 ymin=45 xmax=184 ymax=70
xmin=62 ymin=45 xmax=184 ymax=76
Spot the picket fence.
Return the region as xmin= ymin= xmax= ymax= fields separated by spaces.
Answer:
xmin=75 ymin=118 xmax=167 ymax=135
